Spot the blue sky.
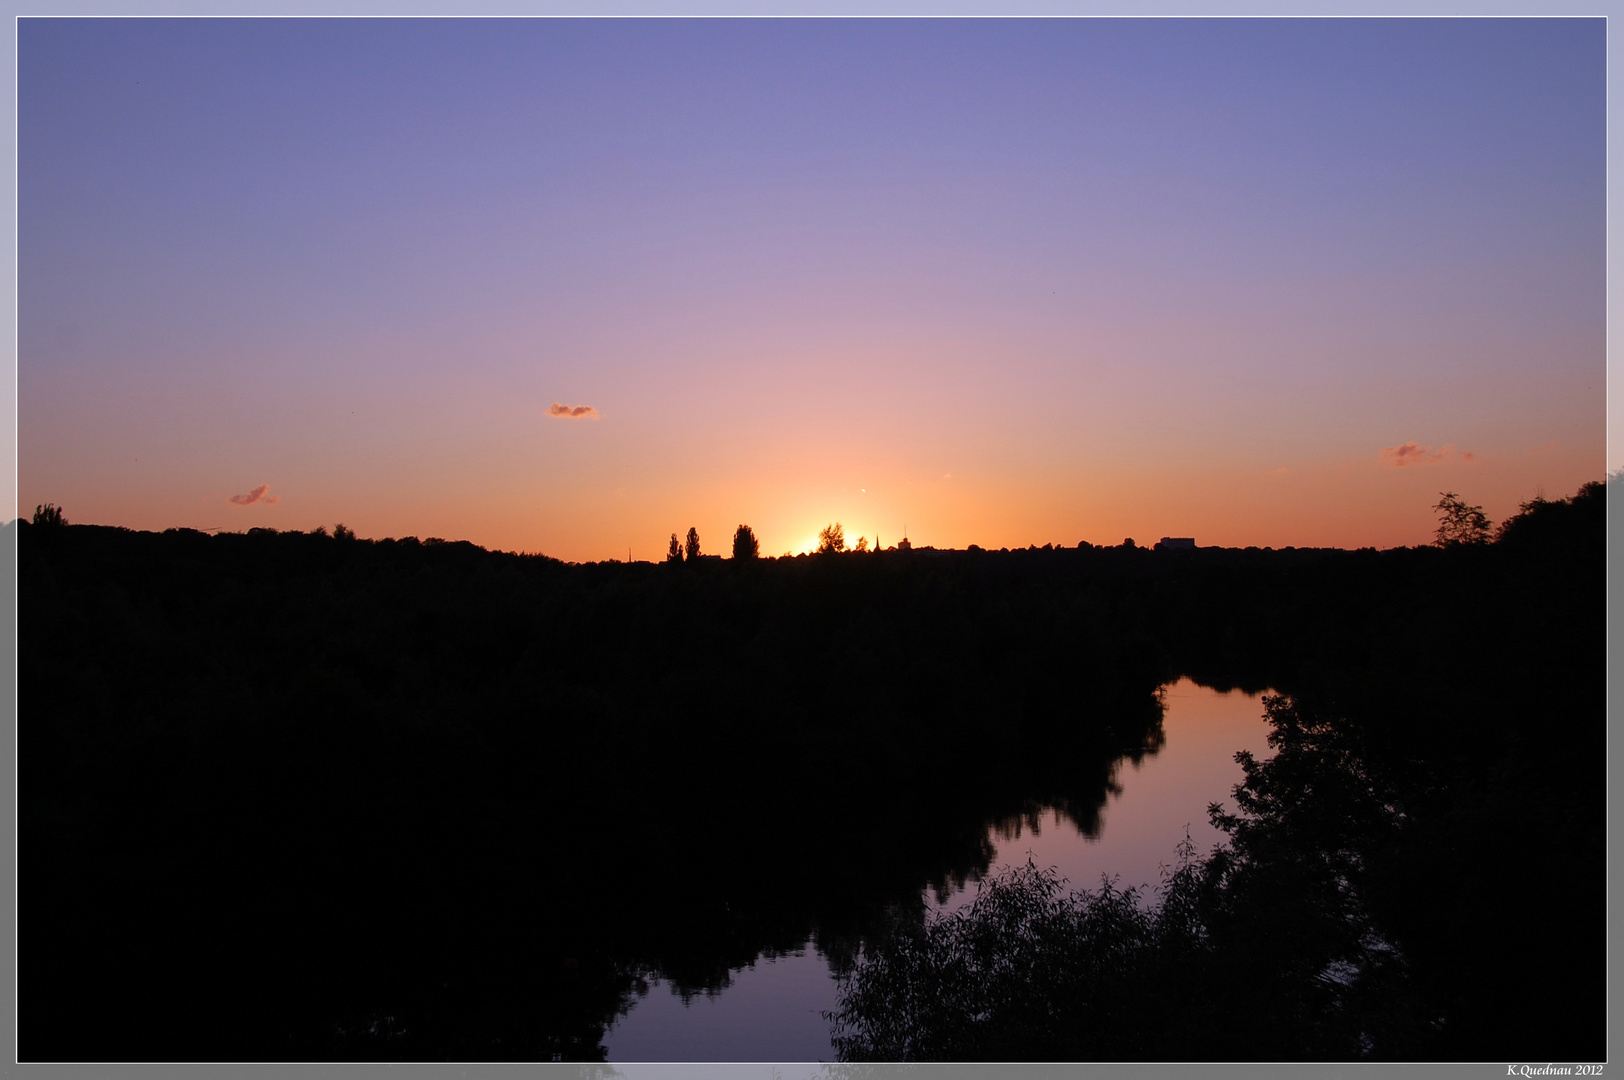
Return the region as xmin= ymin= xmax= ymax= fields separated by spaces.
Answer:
xmin=18 ymin=17 xmax=1606 ymax=556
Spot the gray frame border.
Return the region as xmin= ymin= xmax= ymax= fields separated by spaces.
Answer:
xmin=2 ymin=5 xmax=1612 ymax=1079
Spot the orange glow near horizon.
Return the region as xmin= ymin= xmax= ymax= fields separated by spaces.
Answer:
xmin=17 ymin=22 xmax=1605 ymax=561
xmin=31 ymin=437 xmax=1600 ymax=564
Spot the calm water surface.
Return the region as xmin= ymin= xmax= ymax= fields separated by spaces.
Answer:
xmin=603 ymin=678 xmax=1274 ymax=1062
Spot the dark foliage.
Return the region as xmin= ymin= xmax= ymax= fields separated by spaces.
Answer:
xmin=732 ymin=524 xmax=759 ymax=560
xmin=828 ymin=483 xmax=1604 ymax=1061
xmin=20 ymin=482 xmax=1603 ymax=1060
xmin=23 ymin=522 xmax=1166 ymax=1059
xmin=828 ymin=854 xmax=1210 ymax=1060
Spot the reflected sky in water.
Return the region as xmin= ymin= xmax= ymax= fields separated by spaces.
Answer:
xmin=967 ymin=677 xmax=1274 ymax=900
xmin=604 ymin=678 xmax=1270 ymax=1062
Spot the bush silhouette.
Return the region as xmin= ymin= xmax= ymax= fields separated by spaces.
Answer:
xmin=33 ymin=503 xmax=66 ymax=528
xmin=818 ymin=523 xmax=846 ymax=554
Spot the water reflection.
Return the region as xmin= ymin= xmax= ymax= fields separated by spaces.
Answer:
xmin=603 ymin=679 xmax=1269 ymax=1061
xmin=970 ymin=678 xmax=1271 ymax=899
xmin=32 ymin=663 xmax=1258 ymax=1061
xmin=978 ymin=698 xmax=1171 ymax=858
xmin=606 ymin=951 xmax=839 ymax=1063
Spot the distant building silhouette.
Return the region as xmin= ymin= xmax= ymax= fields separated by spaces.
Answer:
xmin=1156 ymin=537 xmax=1195 ymax=551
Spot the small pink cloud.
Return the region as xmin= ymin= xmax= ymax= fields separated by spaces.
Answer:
xmin=548 ymin=402 xmax=600 ymax=420
xmin=1380 ymin=442 xmax=1433 ymax=467
xmin=1379 ymin=442 xmax=1473 ymax=468
xmin=229 ymin=483 xmax=279 ymax=506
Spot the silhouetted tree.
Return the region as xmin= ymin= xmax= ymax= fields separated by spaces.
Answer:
xmin=818 ymin=523 xmax=846 ymax=554
xmin=854 ymin=536 xmax=869 ymax=552
xmin=667 ymin=533 xmax=683 ymax=563
xmin=1434 ymin=492 xmax=1492 ymax=546
xmin=32 ymin=503 xmax=65 ymax=528
xmin=685 ymin=527 xmax=701 ymax=561
xmin=18 ymin=480 xmax=1602 ymax=1062
xmin=828 ymin=854 xmax=1212 ymax=1061
xmin=732 ymin=525 xmax=759 ymax=560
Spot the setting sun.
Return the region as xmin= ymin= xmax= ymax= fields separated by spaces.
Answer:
xmin=16 ymin=16 xmax=1605 ymax=1065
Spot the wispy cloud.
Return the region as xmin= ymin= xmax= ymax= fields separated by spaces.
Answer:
xmin=1378 ymin=442 xmax=1474 ymax=467
xmin=228 ymin=483 xmax=279 ymax=506
xmin=548 ymin=402 xmax=600 ymax=420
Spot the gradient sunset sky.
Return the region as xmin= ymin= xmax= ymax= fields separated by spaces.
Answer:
xmin=20 ymin=17 xmax=1604 ymax=560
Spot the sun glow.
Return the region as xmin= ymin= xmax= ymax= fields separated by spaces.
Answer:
xmin=785 ymin=524 xmax=879 ymax=556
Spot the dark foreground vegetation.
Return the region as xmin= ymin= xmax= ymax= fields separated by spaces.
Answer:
xmin=21 ymin=482 xmax=1605 ymax=1061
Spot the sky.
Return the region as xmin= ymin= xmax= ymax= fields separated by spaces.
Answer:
xmin=18 ymin=18 xmax=1604 ymax=560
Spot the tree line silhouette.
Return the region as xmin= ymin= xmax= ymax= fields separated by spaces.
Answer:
xmin=661 ymin=524 xmax=766 ymax=561
xmin=19 ymin=480 xmax=1605 ymax=1060
xmin=658 ymin=521 xmax=880 ymax=561
xmin=831 ymin=481 xmax=1606 ymax=1060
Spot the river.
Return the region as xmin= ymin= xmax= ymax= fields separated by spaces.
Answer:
xmin=602 ymin=677 xmax=1275 ymax=1062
